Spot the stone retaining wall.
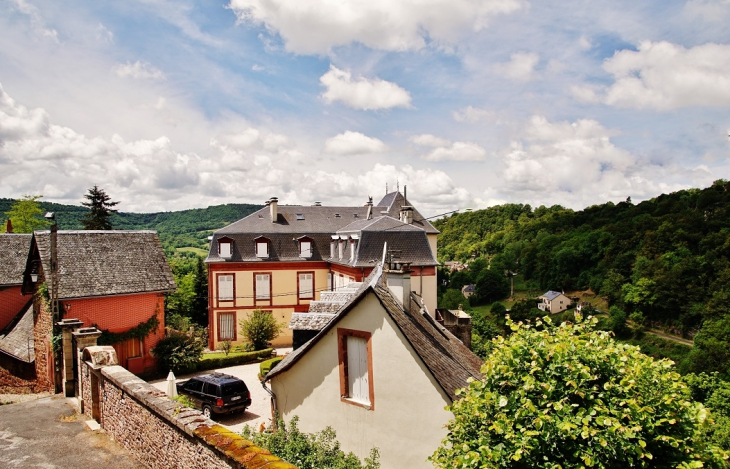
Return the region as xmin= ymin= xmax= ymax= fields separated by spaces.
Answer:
xmin=79 ymin=360 xmax=296 ymax=469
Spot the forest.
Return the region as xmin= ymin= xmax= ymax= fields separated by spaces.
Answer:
xmin=434 ymin=179 xmax=730 ymax=379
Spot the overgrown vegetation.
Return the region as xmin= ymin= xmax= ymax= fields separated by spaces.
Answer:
xmin=242 ymin=415 xmax=380 ymax=469
xmin=431 ymin=316 xmax=728 ymax=468
xmin=97 ymin=313 xmax=160 ymax=345
xmin=240 ymin=309 xmax=283 ymax=350
xmin=152 ymin=331 xmax=206 ymax=373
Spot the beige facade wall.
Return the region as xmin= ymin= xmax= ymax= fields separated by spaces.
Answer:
xmin=270 ymin=292 xmax=453 ymax=469
xmin=549 ymin=293 xmax=571 ymax=313
xmin=210 ymin=266 xmax=330 ymax=349
xmin=417 ymin=274 xmax=438 ymax=317
xmin=427 ymin=233 xmax=438 ymax=259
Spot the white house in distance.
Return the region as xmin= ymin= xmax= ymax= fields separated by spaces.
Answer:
xmin=264 ymin=261 xmax=483 ymax=468
xmin=537 ymin=290 xmax=572 ymax=314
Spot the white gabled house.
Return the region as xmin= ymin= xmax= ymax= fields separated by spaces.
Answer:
xmin=263 ymin=261 xmax=483 ymax=469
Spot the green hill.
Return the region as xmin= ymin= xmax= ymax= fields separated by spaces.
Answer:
xmin=0 ymin=198 xmax=260 ymax=253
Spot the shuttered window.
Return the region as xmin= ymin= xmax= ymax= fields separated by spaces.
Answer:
xmin=300 ymin=240 xmax=312 ymax=258
xmin=298 ymin=272 xmax=314 ymax=299
xmin=256 ymin=240 xmax=268 ymax=258
xmin=338 ymin=329 xmax=373 ymax=409
xmin=218 ymin=274 xmax=234 ymax=301
xmin=219 ymin=312 xmax=235 ymax=341
xmin=255 ymin=274 xmax=271 ymax=301
xmin=219 ymin=240 xmax=232 ymax=258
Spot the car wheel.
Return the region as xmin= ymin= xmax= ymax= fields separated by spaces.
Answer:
xmin=202 ymin=405 xmax=212 ymax=420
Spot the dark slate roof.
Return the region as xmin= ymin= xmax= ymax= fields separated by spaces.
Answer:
xmin=0 ymin=234 xmax=32 ymax=286
xmin=0 ymin=303 xmax=35 ymax=363
xmin=267 ymin=265 xmax=483 ymax=402
xmin=333 ymin=225 xmax=438 ymax=268
xmin=218 ymin=204 xmax=370 ymax=234
xmin=33 ymin=230 xmax=176 ymax=300
xmin=541 ymin=290 xmax=562 ymax=301
xmin=375 ymin=192 xmax=439 ymax=234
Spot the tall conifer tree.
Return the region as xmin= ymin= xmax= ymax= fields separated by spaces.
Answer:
xmin=80 ymin=185 xmax=119 ymax=230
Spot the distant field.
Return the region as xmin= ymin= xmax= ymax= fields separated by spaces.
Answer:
xmin=177 ymin=247 xmax=208 ymax=256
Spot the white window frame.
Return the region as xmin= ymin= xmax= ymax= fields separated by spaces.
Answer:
xmin=300 ymin=240 xmax=312 ymax=258
xmin=298 ymin=272 xmax=314 ymax=300
xmin=218 ymin=274 xmax=234 ymax=301
xmin=218 ymin=312 xmax=236 ymax=341
xmin=256 ymin=240 xmax=269 ymax=258
xmin=218 ymin=240 xmax=232 ymax=258
xmin=338 ymin=328 xmax=373 ymax=409
xmin=255 ymin=273 xmax=271 ymax=302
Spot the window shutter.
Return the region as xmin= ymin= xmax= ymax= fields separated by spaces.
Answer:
xmin=256 ymin=274 xmax=270 ymax=300
xmin=218 ymin=275 xmax=234 ymax=301
xmin=256 ymin=241 xmax=268 ymax=257
xmin=347 ymin=336 xmax=369 ymax=405
xmin=299 ymin=273 xmax=313 ymax=298
xmin=219 ymin=241 xmax=232 ymax=258
xmin=300 ymin=241 xmax=312 ymax=258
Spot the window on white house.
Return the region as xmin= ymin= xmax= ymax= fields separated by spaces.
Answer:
xmin=256 ymin=240 xmax=269 ymax=258
xmin=300 ymin=240 xmax=312 ymax=258
xmin=299 ymin=272 xmax=314 ymax=299
xmin=350 ymin=238 xmax=357 ymax=260
xmin=218 ymin=274 xmax=234 ymax=301
xmin=330 ymin=240 xmax=336 ymax=258
xmin=219 ymin=312 xmax=235 ymax=341
xmin=338 ymin=239 xmax=345 ymax=259
xmin=255 ymin=274 xmax=271 ymax=301
xmin=338 ymin=329 xmax=373 ymax=408
xmin=219 ymin=240 xmax=232 ymax=258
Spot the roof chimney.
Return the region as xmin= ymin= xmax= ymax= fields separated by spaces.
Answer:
xmin=5 ymin=219 xmax=12 ymax=233
xmin=385 ymin=252 xmax=411 ymax=312
xmin=366 ymin=196 xmax=373 ymax=220
xmin=270 ymin=197 xmax=278 ymax=223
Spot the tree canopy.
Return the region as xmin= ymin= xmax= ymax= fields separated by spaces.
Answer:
xmin=80 ymin=185 xmax=119 ymax=230
xmin=2 ymin=195 xmax=50 ymax=233
xmin=431 ymin=317 xmax=728 ymax=468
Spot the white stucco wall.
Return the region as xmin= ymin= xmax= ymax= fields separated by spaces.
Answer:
xmin=270 ymin=292 xmax=453 ymax=468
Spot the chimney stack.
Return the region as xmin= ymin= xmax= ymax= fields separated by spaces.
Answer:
xmin=5 ymin=219 xmax=12 ymax=233
xmin=366 ymin=196 xmax=373 ymax=220
xmin=385 ymin=258 xmax=411 ymax=312
xmin=270 ymin=197 xmax=278 ymax=223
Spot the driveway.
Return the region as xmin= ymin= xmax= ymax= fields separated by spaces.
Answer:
xmin=149 ymin=349 xmax=290 ymax=435
xmin=0 ymin=395 xmax=142 ymax=468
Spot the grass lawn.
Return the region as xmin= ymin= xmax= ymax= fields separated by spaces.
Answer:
xmin=177 ymin=246 xmax=208 ymax=256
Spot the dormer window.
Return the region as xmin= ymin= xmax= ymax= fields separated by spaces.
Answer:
xmin=339 ymin=236 xmax=347 ymax=259
xmin=298 ymin=237 xmax=312 ymax=258
xmin=350 ymin=235 xmax=359 ymax=260
xmin=218 ymin=237 xmax=233 ymax=258
xmin=254 ymin=237 xmax=269 ymax=258
xmin=296 ymin=213 xmax=305 ymax=220
xmin=330 ymin=237 xmax=337 ymax=258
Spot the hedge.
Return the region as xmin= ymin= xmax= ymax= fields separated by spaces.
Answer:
xmin=195 ymin=349 xmax=274 ymax=372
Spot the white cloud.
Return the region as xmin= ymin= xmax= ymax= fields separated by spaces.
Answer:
xmin=324 ymin=131 xmax=385 ymax=155
xmin=252 ymin=64 xmax=264 ymax=72
xmin=320 ymin=66 xmax=412 ymax=111
xmin=494 ymin=52 xmax=540 ymax=82
xmin=410 ymin=134 xmax=451 ymax=147
xmin=9 ymin=0 xmax=58 ymax=42
xmin=599 ymin=41 xmax=730 ymax=110
xmin=684 ymin=0 xmax=730 ymax=22
xmin=423 ymin=141 xmax=487 ymax=162
xmin=228 ymin=0 xmax=526 ymax=54
xmin=0 ymin=84 xmax=50 ymax=140
xmin=113 ymin=61 xmax=166 ymax=80
xmin=452 ymin=106 xmax=496 ymax=123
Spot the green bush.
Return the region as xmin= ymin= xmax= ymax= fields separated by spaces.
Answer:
xmin=431 ymin=316 xmax=728 ymax=468
xmin=240 ymin=309 xmax=284 ymax=350
xmin=196 ymin=349 xmax=273 ymax=371
xmin=260 ymin=356 xmax=283 ymax=378
xmin=242 ymin=415 xmax=379 ymax=469
xmin=151 ymin=332 xmax=205 ymax=374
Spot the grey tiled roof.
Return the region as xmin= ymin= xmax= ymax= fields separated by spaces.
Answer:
xmin=541 ymin=290 xmax=562 ymax=301
xmin=0 ymin=304 xmax=34 ymax=363
xmin=33 ymin=230 xmax=176 ymax=300
xmin=288 ymin=313 xmax=337 ymax=330
xmin=0 ymin=234 xmax=31 ymax=286
xmin=268 ymin=265 xmax=483 ymax=401
xmin=376 ymin=192 xmax=440 ymax=234
xmin=207 ymin=198 xmax=438 ymax=268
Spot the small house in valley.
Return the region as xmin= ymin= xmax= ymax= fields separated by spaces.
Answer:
xmin=537 ymin=290 xmax=572 ymax=314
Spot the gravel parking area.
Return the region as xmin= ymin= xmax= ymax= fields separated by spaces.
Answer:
xmin=149 ymin=348 xmax=290 ymax=435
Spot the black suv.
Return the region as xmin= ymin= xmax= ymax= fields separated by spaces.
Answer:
xmin=176 ymin=373 xmax=251 ymax=419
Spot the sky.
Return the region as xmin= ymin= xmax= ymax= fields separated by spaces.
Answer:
xmin=0 ymin=0 xmax=729 ymax=216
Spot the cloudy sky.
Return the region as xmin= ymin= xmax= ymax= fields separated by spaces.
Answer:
xmin=1 ymin=0 xmax=729 ymax=215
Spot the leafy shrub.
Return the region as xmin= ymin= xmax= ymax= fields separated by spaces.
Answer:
xmin=259 ymin=356 xmax=283 ymax=378
xmin=152 ymin=332 xmax=205 ymax=374
xmin=431 ymin=316 xmax=728 ymax=468
xmin=196 ymin=349 xmax=272 ymax=371
xmin=172 ymin=394 xmax=195 ymax=409
xmin=167 ymin=313 xmax=193 ymax=332
xmin=240 ymin=309 xmax=283 ymax=350
xmin=217 ymin=340 xmax=232 ymax=356
xmin=684 ymin=372 xmax=730 ymax=452
xmin=242 ymin=415 xmax=379 ymax=469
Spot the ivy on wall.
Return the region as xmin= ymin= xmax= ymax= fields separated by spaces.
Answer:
xmin=97 ymin=313 xmax=160 ymax=345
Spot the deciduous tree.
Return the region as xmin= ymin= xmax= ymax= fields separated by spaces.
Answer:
xmin=2 ymin=195 xmax=50 ymax=233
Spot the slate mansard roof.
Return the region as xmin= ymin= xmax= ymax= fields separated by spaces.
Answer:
xmin=0 ymin=234 xmax=32 ymax=286
xmin=206 ymin=192 xmax=438 ymax=267
xmin=266 ymin=265 xmax=483 ymax=402
xmin=28 ymin=230 xmax=176 ymax=300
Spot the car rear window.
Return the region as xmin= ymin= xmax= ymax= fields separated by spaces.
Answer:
xmin=221 ymin=381 xmax=247 ymax=395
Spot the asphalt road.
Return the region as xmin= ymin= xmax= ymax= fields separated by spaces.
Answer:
xmin=149 ymin=350 xmax=289 ymax=435
xmin=0 ymin=395 xmax=142 ymax=468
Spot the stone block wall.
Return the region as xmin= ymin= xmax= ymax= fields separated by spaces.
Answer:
xmin=78 ymin=360 xmax=296 ymax=469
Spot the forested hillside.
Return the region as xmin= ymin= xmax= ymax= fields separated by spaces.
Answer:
xmin=0 ymin=198 xmax=260 ymax=252
xmin=435 ymin=180 xmax=730 ymax=377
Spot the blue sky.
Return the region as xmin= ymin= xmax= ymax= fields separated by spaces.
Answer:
xmin=0 ymin=0 xmax=729 ymax=215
